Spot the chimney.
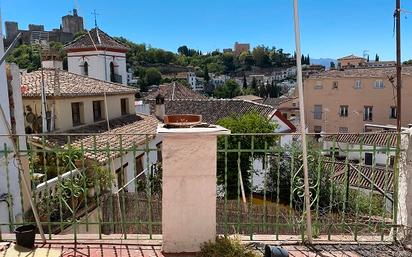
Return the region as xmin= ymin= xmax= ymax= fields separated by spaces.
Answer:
xmin=155 ymin=94 xmax=165 ymax=121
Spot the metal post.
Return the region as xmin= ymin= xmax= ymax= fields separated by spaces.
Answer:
xmin=40 ymin=66 xmax=48 ymax=133
xmin=393 ymin=0 xmax=402 ymax=241
xmin=292 ymin=0 xmax=313 ymax=243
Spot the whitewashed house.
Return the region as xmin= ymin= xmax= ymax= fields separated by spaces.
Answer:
xmin=65 ymin=27 xmax=129 ymax=85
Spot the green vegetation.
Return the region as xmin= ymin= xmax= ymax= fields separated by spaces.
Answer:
xmin=7 ymin=42 xmax=67 ymax=72
xmin=199 ymin=236 xmax=259 ymax=257
xmin=217 ymin=112 xmax=277 ymax=198
xmin=214 ymin=79 xmax=242 ymax=98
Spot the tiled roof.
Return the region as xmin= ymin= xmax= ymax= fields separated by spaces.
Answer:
xmin=163 ymin=99 xmax=275 ymax=124
xmin=308 ymin=66 xmax=412 ymax=79
xmin=145 ymin=83 xmax=207 ymax=101
xmin=34 ymin=114 xmax=158 ymax=164
xmin=325 ymin=161 xmax=394 ymax=193
xmin=234 ymin=95 xmax=263 ymax=102
xmin=323 ymin=133 xmax=397 ymax=148
xmin=338 ymin=54 xmax=365 ymax=60
xmin=21 ymin=69 xmax=137 ymax=98
xmin=263 ymin=97 xmax=297 ymax=108
xmin=64 ymin=28 xmax=129 ymax=52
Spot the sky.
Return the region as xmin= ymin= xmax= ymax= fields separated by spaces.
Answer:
xmin=1 ymin=0 xmax=412 ymax=61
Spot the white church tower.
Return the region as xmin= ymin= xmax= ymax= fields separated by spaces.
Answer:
xmin=65 ymin=27 xmax=129 ymax=85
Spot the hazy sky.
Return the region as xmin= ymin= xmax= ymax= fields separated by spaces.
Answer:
xmin=2 ymin=0 xmax=412 ymax=60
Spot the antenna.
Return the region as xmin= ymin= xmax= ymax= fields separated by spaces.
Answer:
xmin=92 ymin=9 xmax=99 ymax=28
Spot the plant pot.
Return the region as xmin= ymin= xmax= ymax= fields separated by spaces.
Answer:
xmin=14 ymin=225 xmax=36 ymax=249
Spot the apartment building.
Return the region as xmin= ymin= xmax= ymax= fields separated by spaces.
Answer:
xmin=304 ymin=66 xmax=412 ymax=133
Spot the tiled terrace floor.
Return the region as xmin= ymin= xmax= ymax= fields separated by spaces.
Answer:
xmin=2 ymin=241 xmax=412 ymax=257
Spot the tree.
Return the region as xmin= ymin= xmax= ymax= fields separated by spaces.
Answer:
xmin=403 ymin=59 xmax=412 ymax=65
xmin=242 ymin=74 xmax=248 ymax=88
xmin=307 ymin=54 xmax=310 ymax=65
xmin=267 ymin=141 xmax=336 ymax=209
xmin=7 ymin=44 xmax=41 ymax=72
xmin=178 ymin=45 xmax=189 ymax=56
xmin=330 ymin=61 xmax=336 ymax=70
xmin=221 ymin=52 xmax=236 ymax=73
xmin=214 ymin=79 xmax=241 ymax=98
xmin=375 ymin=54 xmax=380 ymax=62
xmin=252 ymin=46 xmax=270 ymax=67
xmin=74 ymin=31 xmax=86 ymax=40
xmin=144 ymin=67 xmax=162 ymax=86
xmin=203 ymin=65 xmax=210 ymax=83
xmin=250 ymin=77 xmax=257 ymax=91
xmin=217 ymin=112 xmax=278 ymax=198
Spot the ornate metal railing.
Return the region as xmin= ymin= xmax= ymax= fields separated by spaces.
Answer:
xmin=0 ymin=132 xmax=404 ymax=242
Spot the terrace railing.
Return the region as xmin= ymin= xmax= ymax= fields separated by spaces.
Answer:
xmin=0 ymin=132 xmax=405 ymax=242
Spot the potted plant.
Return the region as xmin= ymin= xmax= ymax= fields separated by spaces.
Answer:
xmin=14 ymin=224 xmax=37 ymax=249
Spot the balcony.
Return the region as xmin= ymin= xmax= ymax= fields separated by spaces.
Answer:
xmin=0 ymin=131 xmax=410 ymax=256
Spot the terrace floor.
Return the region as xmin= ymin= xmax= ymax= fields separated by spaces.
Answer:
xmin=2 ymin=240 xmax=412 ymax=257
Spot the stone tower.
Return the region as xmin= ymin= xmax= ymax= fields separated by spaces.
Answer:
xmin=62 ymin=8 xmax=84 ymax=35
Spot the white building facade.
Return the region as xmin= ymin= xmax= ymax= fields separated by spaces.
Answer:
xmin=65 ymin=28 xmax=129 ymax=85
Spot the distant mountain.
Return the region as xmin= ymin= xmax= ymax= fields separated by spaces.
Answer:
xmin=310 ymin=58 xmax=337 ymax=69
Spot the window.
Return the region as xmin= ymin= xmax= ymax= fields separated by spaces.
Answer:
xmin=110 ymin=62 xmax=115 ymax=82
xmin=374 ymin=80 xmax=384 ymax=89
xmin=83 ymin=62 xmax=89 ymax=76
xmin=332 ymin=81 xmax=338 ymax=89
xmin=364 ymin=153 xmax=373 ymax=166
xmin=116 ymin=163 xmax=128 ymax=191
xmin=390 ymin=106 xmax=397 ymax=119
xmin=71 ymin=102 xmax=83 ymax=126
xmin=314 ymin=81 xmax=323 ymax=89
xmin=339 ymin=105 xmax=348 ymax=117
xmin=364 ymin=106 xmax=373 ymax=121
xmin=354 ymin=80 xmax=361 ymax=89
xmin=135 ymin=154 xmax=144 ymax=175
xmin=339 ymin=127 xmax=349 ymax=133
xmin=93 ymin=100 xmax=103 ymax=122
xmin=156 ymin=142 xmax=162 ymax=163
xmin=121 ymin=98 xmax=129 ymax=115
xmin=314 ymin=105 xmax=322 ymax=120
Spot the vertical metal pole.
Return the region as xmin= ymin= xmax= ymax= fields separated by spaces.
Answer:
xmin=393 ymin=0 xmax=401 ymax=241
xmin=292 ymin=0 xmax=313 ymax=243
xmin=40 ymin=66 xmax=48 ymax=133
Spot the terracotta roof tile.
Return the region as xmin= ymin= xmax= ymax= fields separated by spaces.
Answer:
xmin=234 ymin=95 xmax=263 ymax=102
xmin=21 ymin=69 xmax=137 ymax=98
xmin=33 ymin=114 xmax=158 ymax=164
xmin=323 ymin=133 xmax=397 ymax=148
xmin=64 ymin=28 xmax=129 ymax=52
xmin=308 ymin=66 xmax=412 ymax=79
xmin=160 ymin=99 xmax=275 ymax=124
xmin=145 ymin=83 xmax=207 ymax=101
xmin=325 ymin=161 xmax=394 ymax=193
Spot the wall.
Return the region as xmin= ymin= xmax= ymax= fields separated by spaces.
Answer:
xmin=23 ymin=93 xmax=136 ymax=132
xmin=67 ymin=50 xmax=127 ymax=85
xmin=304 ymin=75 xmax=412 ymax=133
